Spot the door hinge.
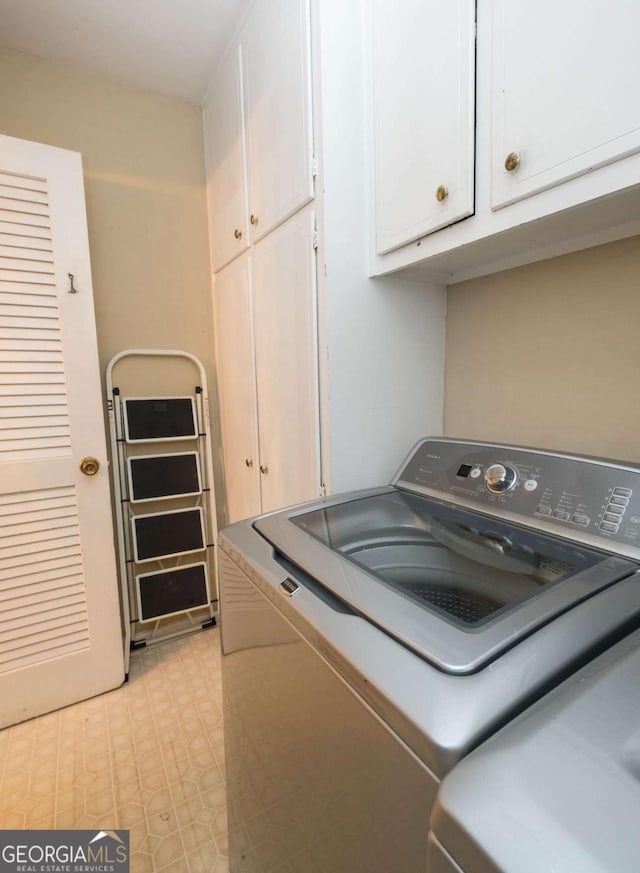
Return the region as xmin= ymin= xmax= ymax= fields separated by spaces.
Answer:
xmin=312 ymin=223 xmax=319 ymax=250
xmin=311 ymin=154 xmax=318 ymax=179
xmin=319 ymin=483 xmax=326 ymax=498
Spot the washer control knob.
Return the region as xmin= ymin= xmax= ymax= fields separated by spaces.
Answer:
xmin=485 ymin=463 xmax=517 ymax=493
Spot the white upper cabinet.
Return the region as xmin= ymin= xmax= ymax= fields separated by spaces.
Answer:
xmin=204 ymin=45 xmax=249 ymax=272
xmin=371 ymin=0 xmax=476 ymax=254
xmin=204 ymin=0 xmax=314 ymax=265
xmin=491 ymin=0 xmax=640 ymax=210
xmin=242 ymin=0 xmax=314 ymax=242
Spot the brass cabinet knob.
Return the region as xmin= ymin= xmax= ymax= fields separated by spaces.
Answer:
xmin=436 ymin=184 xmax=449 ymax=202
xmin=245 ymin=458 xmax=254 ymax=467
xmin=234 ymin=228 xmax=242 ymax=239
xmin=250 ymin=214 xmax=259 ymax=226
xmin=80 ymin=457 xmax=100 ymax=476
xmin=505 ymin=151 xmax=521 ymax=172
xmin=259 ymin=464 xmax=268 ymax=475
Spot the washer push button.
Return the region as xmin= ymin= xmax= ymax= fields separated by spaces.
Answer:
xmin=599 ymin=521 xmax=619 ymax=534
xmin=572 ymin=514 xmax=590 ymax=526
xmin=603 ymin=512 xmax=623 ymax=524
xmin=605 ymin=504 xmax=624 ymax=516
xmin=613 ymin=487 xmax=633 ymax=498
xmin=609 ymin=495 xmax=630 ymax=507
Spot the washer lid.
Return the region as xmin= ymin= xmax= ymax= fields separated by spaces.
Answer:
xmin=255 ymin=489 xmax=637 ymax=674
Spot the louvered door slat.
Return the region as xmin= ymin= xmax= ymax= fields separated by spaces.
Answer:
xmin=0 ymin=282 xmax=56 ymax=298
xmin=1 ymin=257 xmax=54 ymax=274
xmin=0 ymin=578 xmax=84 ymax=603
xmin=0 ymin=209 xmax=50 ymax=228
xmin=0 ymin=197 xmax=49 ymax=216
xmin=0 ymin=416 xmax=69 ymax=432
xmin=0 ymin=341 xmax=62 ymax=355
xmin=0 ymin=407 xmax=67 ymax=422
xmin=0 ymin=292 xmax=57 ymax=308
xmin=0 ymin=521 xmax=80 ymax=550
xmin=0 ymin=270 xmax=55 ymax=286
xmin=0 ymin=303 xmax=59 ymax=318
xmin=0 ymin=628 xmax=90 ymax=670
xmin=0 ymin=350 xmax=63 ymax=362
xmin=0 ymin=591 xmax=85 ymax=618
xmin=0 ymin=314 xmax=60 ymax=329
xmin=0 ymin=223 xmax=52 ymax=242
xmin=0 ymin=360 xmax=63 ymax=373
xmin=0 ymin=487 xmax=74 ymax=509
xmin=1 ymin=383 xmax=66 ymax=396
xmin=0 ymin=531 xmax=81 ymax=561
xmin=0 ymin=395 xmax=67 ymax=410
xmin=0 ymin=172 xmax=47 ymax=192
xmin=0 ymin=245 xmax=53 ymax=262
xmin=0 ymin=508 xmax=76 ymax=539
xmin=0 ymin=374 xmax=66 ymax=386
xmin=0 ymin=184 xmax=48 ymax=204
xmin=1 ymin=604 xmax=86 ymax=642
xmin=0 ymin=544 xmax=81 ymax=573
xmin=0 ymin=597 xmax=84 ymax=626
xmin=0 ymin=494 xmax=76 ymax=527
xmin=0 ymin=557 xmax=81 ymax=585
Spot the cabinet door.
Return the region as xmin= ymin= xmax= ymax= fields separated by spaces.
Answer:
xmin=214 ymin=255 xmax=261 ymax=523
xmin=251 ymin=211 xmax=320 ymax=513
xmin=491 ymin=0 xmax=640 ymax=209
xmin=372 ymin=0 xmax=476 ymax=254
xmin=242 ymin=0 xmax=314 ymax=243
xmin=204 ymin=44 xmax=249 ymax=272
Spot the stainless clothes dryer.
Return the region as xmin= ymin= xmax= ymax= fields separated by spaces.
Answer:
xmin=217 ymin=438 xmax=640 ymax=873
xmin=430 ymin=627 xmax=640 ymax=873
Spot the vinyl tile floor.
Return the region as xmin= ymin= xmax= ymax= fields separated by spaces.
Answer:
xmin=0 ymin=628 xmax=228 ymax=873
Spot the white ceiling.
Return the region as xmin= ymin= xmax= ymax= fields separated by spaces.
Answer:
xmin=0 ymin=0 xmax=250 ymax=105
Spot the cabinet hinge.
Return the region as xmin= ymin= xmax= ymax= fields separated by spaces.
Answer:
xmin=312 ymin=225 xmax=319 ymax=250
xmin=319 ymin=483 xmax=326 ymax=498
xmin=311 ymin=154 xmax=318 ymax=179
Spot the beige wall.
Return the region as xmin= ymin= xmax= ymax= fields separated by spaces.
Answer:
xmin=444 ymin=235 xmax=640 ymax=462
xmin=0 ymin=46 xmax=214 ymax=387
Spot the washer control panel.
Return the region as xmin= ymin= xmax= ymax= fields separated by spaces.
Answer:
xmin=395 ymin=438 xmax=640 ymax=550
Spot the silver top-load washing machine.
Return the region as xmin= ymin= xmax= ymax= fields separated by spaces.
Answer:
xmin=218 ymin=438 xmax=640 ymax=873
xmin=430 ymin=626 xmax=640 ymax=873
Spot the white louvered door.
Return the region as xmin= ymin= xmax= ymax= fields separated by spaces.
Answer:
xmin=0 ymin=134 xmax=123 ymax=728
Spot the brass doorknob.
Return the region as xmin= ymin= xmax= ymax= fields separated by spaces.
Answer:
xmin=80 ymin=457 xmax=100 ymax=476
xmin=260 ymin=465 xmax=268 ymax=475
xmin=505 ymin=151 xmax=521 ymax=172
xmin=250 ymin=214 xmax=259 ymax=226
xmin=245 ymin=458 xmax=254 ymax=467
xmin=436 ymin=184 xmax=448 ymax=202
xmin=234 ymin=228 xmax=242 ymax=239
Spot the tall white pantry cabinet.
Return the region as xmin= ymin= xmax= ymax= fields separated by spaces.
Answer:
xmin=204 ymin=0 xmax=446 ymax=523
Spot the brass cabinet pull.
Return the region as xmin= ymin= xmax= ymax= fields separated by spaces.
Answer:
xmin=505 ymin=151 xmax=521 ymax=172
xmin=436 ymin=184 xmax=448 ymax=202
xmin=234 ymin=228 xmax=242 ymax=239
xmin=250 ymin=214 xmax=259 ymax=226
xmin=259 ymin=464 xmax=268 ymax=475
xmin=80 ymin=457 xmax=100 ymax=476
xmin=245 ymin=458 xmax=254 ymax=467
